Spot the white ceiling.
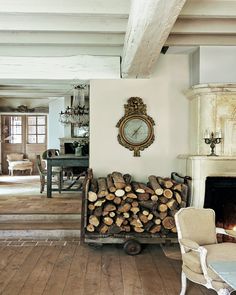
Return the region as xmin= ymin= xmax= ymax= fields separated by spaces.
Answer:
xmin=0 ymin=0 xmax=235 ymax=99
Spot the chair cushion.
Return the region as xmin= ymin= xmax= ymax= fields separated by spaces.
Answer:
xmin=182 ymin=242 xmax=236 ymax=281
xmin=177 ymin=208 xmax=217 ymax=245
xmin=8 ymin=160 xmax=32 ymax=170
xmin=7 ymin=153 xmax=24 ymax=161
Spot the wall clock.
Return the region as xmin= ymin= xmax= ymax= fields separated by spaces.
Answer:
xmin=116 ymin=97 xmax=155 ymax=157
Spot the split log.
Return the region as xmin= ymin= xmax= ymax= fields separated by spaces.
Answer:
xmin=171 ymin=227 xmax=177 ymax=233
xmin=111 ymin=171 xmax=126 ymax=189
xmin=130 ymin=218 xmax=143 ymax=228
xmin=126 ymin=193 xmax=137 ymax=199
xmin=138 ymin=183 xmax=155 ymax=195
xmin=137 ymin=193 xmax=150 ymax=201
xmin=108 ymin=224 xmax=121 ymax=234
xmin=134 ymin=227 xmax=144 ymax=233
xmin=106 ymin=193 xmax=116 ymax=201
xmin=144 ymin=221 xmax=154 ymax=232
xmin=114 ymin=189 xmax=125 ymax=197
xmin=139 ymin=213 xmax=149 ymax=224
xmin=174 ymin=191 xmax=182 ymax=204
xmin=151 ymin=195 xmax=159 ymax=202
xmin=113 ymin=197 xmax=122 ymax=205
xmin=109 ymin=212 xmax=116 ymax=218
xmin=158 ymin=204 xmax=168 ymax=212
xmin=148 ymin=176 xmax=164 ymax=195
xmin=147 ymin=213 xmax=154 ymax=220
xmin=88 ymin=203 xmax=95 ymax=211
xmin=90 ymin=178 xmax=98 ymax=193
xmin=94 ymin=199 xmax=106 ymax=207
xmin=104 ymin=203 xmax=116 ymax=212
xmin=131 ymin=182 xmax=145 ymax=193
xmin=130 ymin=207 xmax=140 ymax=214
xmin=118 ymin=203 xmax=131 ymax=213
xmin=121 ymin=225 xmax=131 ymax=232
xmin=149 ymin=224 xmax=161 ymax=234
xmin=97 ymin=177 xmax=108 ymax=197
xmin=103 ymin=216 xmax=114 ymax=226
xmin=106 ymin=174 xmax=116 ymax=193
xmin=131 ymin=201 xmax=139 ymax=207
xmin=159 ymin=196 xmax=169 ymax=204
xmin=142 ymin=210 xmax=149 ymax=216
xmin=88 ymin=191 xmax=98 ymax=202
xmin=166 ymin=199 xmax=178 ymax=210
xmin=86 ymin=224 xmax=95 ymax=232
xmin=99 ymin=224 xmax=109 ymax=234
xmin=163 ymin=189 xmax=173 ymax=199
xmin=89 ymin=215 xmax=100 ymax=227
xmin=123 ymin=173 xmax=132 ymax=192
xmin=157 ymin=177 xmax=174 ymax=189
xmin=94 ymin=207 xmax=103 ymax=217
xmin=154 ymin=218 xmax=161 ymax=225
xmin=139 ymin=200 xmax=158 ymax=211
xmin=162 ymin=216 xmax=176 ymax=230
xmin=123 ymin=212 xmax=130 ymax=218
xmin=116 ymin=216 xmax=125 ymax=227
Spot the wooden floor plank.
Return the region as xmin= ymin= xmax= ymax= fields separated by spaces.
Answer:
xmin=135 ymin=246 xmax=166 ymax=295
xmin=42 ymin=244 xmax=77 ymax=295
xmin=2 ymin=246 xmax=45 ymax=295
xmin=18 ymin=245 xmax=62 ymax=295
xmin=149 ymin=245 xmax=181 ymax=295
xmin=99 ymin=245 xmax=124 ymax=295
xmin=0 ymin=246 xmax=34 ymax=293
xmin=63 ymin=243 xmax=89 ymax=295
xmin=83 ymin=245 xmax=102 ymax=295
xmin=119 ymin=246 xmax=143 ymax=295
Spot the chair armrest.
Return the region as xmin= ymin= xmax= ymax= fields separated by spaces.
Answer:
xmin=179 ymin=238 xmax=200 ymax=250
xmin=216 ymin=227 xmax=236 ymax=237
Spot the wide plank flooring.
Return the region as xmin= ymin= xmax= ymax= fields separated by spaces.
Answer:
xmin=0 ymin=243 xmax=218 ymax=295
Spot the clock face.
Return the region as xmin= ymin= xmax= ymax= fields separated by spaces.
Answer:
xmin=122 ymin=117 xmax=150 ymax=145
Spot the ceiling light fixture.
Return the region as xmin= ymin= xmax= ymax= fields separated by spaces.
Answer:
xmin=59 ymin=84 xmax=89 ymax=127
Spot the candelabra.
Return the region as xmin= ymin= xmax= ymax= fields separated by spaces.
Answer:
xmin=204 ymin=131 xmax=222 ymax=156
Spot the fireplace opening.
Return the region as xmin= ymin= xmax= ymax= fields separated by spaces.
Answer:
xmin=204 ymin=176 xmax=236 ymax=242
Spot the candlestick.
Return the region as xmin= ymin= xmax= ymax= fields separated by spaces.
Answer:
xmin=204 ymin=131 xmax=222 ymax=156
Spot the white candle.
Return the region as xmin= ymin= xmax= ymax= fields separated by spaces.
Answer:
xmin=204 ymin=129 xmax=210 ymax=139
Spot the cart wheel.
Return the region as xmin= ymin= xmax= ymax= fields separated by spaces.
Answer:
xmin=123 ymin=240 xmax=142 ymax=255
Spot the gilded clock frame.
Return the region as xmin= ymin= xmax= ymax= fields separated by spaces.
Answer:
xmin=116 ymin=97 xmax=155 ymax=157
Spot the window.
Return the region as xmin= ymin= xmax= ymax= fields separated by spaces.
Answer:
xmin=2 ymin=116 xmax=22 ymax=143
xmin=27 ymin=116 xmax=46 ymax=144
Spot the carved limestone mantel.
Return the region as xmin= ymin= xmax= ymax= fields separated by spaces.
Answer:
xmin=177 ymin=155 xmax=236 ymax=209
xmin=186 ymin=83 xmax=236 ymax=156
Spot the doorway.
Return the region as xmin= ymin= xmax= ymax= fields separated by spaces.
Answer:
xmin=1 ymin=114 xmax=47 ymax=174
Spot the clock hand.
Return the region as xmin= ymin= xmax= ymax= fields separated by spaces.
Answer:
xmin=132 ymin=125 xmax=142 ymax=137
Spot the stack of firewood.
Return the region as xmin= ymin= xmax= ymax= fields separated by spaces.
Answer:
xmin=86 ymin=171 xmax=188 ymax=235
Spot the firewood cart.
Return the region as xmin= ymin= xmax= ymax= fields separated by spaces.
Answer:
xmin=81 ymin=169 xmax=191 ymax=255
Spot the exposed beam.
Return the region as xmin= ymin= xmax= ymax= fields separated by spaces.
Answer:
xmin=0 ymin=14 xmax=127 ymax=33
xmin=166 ymin=34 xmax=236 ymax=46
xmin=0 ymin=45 xmax=122 ymax=57
xmin=181 ymin=0 xmax=236 ymax=19
xmin=172 ymin=18 xmax=236 ymax=34
xmin=0 ymin=55 xmax=121 ymax=80
xmin=0 ymin=0 xmax=131 ymax=15
xmin=0 ymin=32 xmax=124 ymax=45
xmin=121 ymin=0 xmax=187 ymax=78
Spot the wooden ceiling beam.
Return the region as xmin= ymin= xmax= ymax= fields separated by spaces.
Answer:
xmin=181 ymin=0 xmax=236 ymax=19
xmin=121 ymin=0 xmax=187 ymax=78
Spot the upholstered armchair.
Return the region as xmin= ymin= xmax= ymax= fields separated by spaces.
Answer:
xmin=175 ymin=207 xmax=236 ymax=295
xmin=7 ymin=153 xmax=33 ymax=176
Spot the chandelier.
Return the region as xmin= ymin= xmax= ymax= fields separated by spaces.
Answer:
xmin=59 ymin=84 xmax=89 ymax=127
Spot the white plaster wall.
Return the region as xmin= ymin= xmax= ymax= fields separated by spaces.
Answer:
xmin=200 ymin=46 xmax=236 ymax=84
xmin=90 ymin=55 xmax=189 ymax=181
xmin=48 ymin=97 xmax=65 ymax=149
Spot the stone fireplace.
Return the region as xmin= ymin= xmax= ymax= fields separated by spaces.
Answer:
xmin=178 ymin=83 xmax=236 ymax=230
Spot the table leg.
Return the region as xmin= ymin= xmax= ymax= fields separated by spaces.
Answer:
xmin=47 ymin=161 xmax=52 ymax=198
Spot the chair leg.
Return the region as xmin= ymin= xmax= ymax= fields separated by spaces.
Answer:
xmin=180 ymin=271 xmax=187 ymax=295
xmin=40 ymin=176 xmax=45 ymax=193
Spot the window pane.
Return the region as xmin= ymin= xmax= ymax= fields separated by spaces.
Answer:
xmin=38 ymin=135 xmax=45 ymax=143
xmin=28 ymin=116 xmax=36 ymax=125
xmin=28 ymin=135 xmax=36 ymax=143
xmin=28 ymin=126 xmax=36 ymax=134
xmin=37 ymin=126 xmax=45 ymax=134
xmin=37 ymin=116 xmax=45 ymax=125
xmin=11 ymin=135 xmax=21 ymax=143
